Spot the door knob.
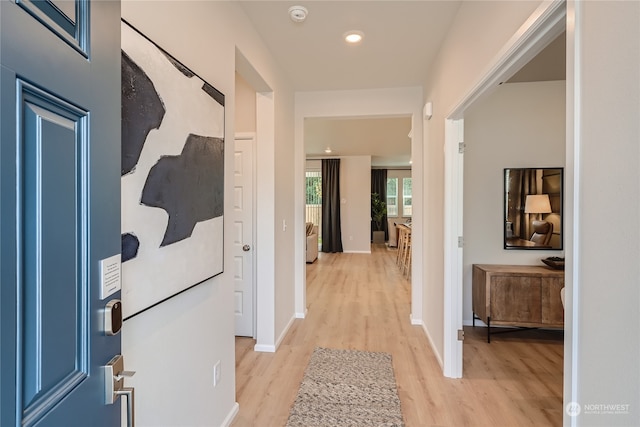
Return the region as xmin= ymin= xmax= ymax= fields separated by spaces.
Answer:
xmin=242 ymin=244 xmax=250 ymax=252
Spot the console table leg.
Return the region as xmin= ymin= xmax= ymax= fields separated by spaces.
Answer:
xmin=487 ymin=317 xmax=491 ymax=343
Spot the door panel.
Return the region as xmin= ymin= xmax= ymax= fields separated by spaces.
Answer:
xmin=1 ymin=1 xmax=122 ymax=426
xmin=19 ymin=82 xmax=90 ymax=425
xmin=16 ymin=0 xmax=88 ymax=55
xmin=234 ymin=137 xmax=255 ymax=337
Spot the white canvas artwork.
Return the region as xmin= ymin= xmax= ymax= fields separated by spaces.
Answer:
xmin=120 ymin=20 xmax=225 ymax=319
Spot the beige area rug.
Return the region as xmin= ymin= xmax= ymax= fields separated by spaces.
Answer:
xmin=286 ymin=347 xmax=405 ymax=427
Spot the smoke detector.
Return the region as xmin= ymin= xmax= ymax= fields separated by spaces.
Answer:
xmin=288 ymin=5 xmax=308 ymax=23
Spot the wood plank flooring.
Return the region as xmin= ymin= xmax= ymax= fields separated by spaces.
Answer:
xmin=233 ymin=245 xmax=563 ymax=426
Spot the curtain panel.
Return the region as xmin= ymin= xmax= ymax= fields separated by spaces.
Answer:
xmin=321 ymin=159 xmax=343 ymax=253
xmin=509 ymin=169 xmax=538 ymax=238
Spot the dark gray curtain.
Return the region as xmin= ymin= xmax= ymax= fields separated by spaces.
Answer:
xmin=371 ymin=169 xmax=388 ymax=240
xmin=321 ymin=159 xmax=343 ymax=253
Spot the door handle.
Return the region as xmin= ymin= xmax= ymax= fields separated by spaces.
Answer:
xmin=105 ymin=355 xmax=136 ymax=427
xmin=242 ymin=244 xmax=250 ymax=252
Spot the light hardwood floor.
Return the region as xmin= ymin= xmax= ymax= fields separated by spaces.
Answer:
xmin=233 ymin=244 xmax=563 ymax=426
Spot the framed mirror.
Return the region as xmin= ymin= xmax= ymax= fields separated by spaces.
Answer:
xmin=504 ymin=168 xmax=563 ymax=250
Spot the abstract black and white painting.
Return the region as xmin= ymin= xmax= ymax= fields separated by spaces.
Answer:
xmin=121 ymin=20 xmax=224 ymax=319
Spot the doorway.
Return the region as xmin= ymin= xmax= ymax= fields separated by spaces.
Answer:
xmin=442 ymin=0 xmax=566 ymax=379
xmin=294 ymin=88 xmax=424 ymax=322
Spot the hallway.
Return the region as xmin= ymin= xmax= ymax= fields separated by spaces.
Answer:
xmin=233 ymin=245 xmax=562 ymax=426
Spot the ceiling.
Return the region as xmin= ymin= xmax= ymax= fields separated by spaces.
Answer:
xmin=238 ymin=2 xmax=565 ymax=167
xmin=238 ymin=1 xmax=463 ymax=92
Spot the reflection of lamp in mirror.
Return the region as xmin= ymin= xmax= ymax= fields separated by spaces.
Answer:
xmin=524 ymin=194 xmax=552 ymax=220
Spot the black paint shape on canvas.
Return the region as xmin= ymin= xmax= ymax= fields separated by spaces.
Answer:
xmin=163 ymin=52 xmax=196 ymax=78
xmin=141 ymin=134 xmax=224 ymax=247
xmin=121 ymin=51 xmax=166 ymax=176
xmin=201 ymin=82 xmax=225 ymax=107
xmin=122 ymin=233 xmax=140 ymax=262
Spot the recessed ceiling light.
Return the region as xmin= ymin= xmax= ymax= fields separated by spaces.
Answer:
xmin=324 ymin=147 xmax=332 ymax=153
xmin=344 ymin=31 xmax=364 ymax=45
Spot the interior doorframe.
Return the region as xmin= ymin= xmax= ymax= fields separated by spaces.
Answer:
xmin=294 ymin=88 xmax=424 ymax=323
xmin=235 ymin=48 xmax=276 ymax=351
xmin=442 ymin=0 xmax=567 ymax=378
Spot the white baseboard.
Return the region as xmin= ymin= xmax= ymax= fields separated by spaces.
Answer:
xmin=295 ymin=309 xmax=307 ymax=319
xmin=421 ymin=323 xmax=444 ymax=370
xmin=409 ymin=314 xmax=444 ymax=371
xmin=254 ymin=343 xmax=276 ymax=352
xmin=254 ymin=314 xmax=297 ymax=353
xmin=220 ymin=402 xmax=239 ymax=427
xmin=410 ymin=314 xmax=423 ymax=326
xmin=275 ymin=314 xmax=296 ymax=349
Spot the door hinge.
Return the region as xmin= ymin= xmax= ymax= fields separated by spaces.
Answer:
xmin=458 ymin=329 xmax=465 ymax=341
xmin=458 ymin=142 xmax=465 ymax=153
xmin=458 ymin=236 xmax=463 ymax=248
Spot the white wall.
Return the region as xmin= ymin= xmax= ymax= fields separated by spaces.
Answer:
xmin=463 ymin=80 xmax=566 ymax=325
xmin=235 ymin=72 xmax=256 ymax=133
xmin=120 ymin=2 xmax=295 ymax=426
xmin=421 ymin=0 xmax=543 ymax=365
xmin=340 ymin=156 xmax=372 ymax=253
xmin=566 ymin=1 xmax=640 ymax=424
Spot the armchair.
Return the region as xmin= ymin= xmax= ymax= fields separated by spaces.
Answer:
xmin=306 ymin=222 xmax=318 ymax=263
xmin=530 ymin=220 xmax=553 ymax=246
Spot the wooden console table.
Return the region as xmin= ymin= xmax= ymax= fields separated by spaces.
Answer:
xmin=472 ymin=264 xmax=564 ymax=342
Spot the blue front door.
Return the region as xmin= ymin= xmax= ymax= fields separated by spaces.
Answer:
xmin=1 ymin=1 xmax=122 ymax=426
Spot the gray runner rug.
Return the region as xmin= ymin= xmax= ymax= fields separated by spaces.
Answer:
xmin=286 ymin=347 xmax=405 ymax=427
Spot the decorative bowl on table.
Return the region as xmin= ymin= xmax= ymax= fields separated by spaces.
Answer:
xmin=541 ymin=256 xmax=565 ymax=270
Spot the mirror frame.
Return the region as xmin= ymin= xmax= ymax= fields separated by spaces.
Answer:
xmin=504 ymin=167 xmax=563 ymax=250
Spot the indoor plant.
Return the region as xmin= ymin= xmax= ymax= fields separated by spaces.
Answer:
xmin=371 ymin=192 xmax=387 ymax=243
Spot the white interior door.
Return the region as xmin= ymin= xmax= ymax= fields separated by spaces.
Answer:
xmin=234 ymin=136 xmax=256 ymax=337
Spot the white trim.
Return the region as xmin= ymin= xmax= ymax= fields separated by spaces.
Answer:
xmin=294 ymin=87 xmax=424 ymax=334
xmin=421 ymin=323 xmax=444 ymax=370
xmin=443 ymin=119 xmax=464 ymax=379
xmin=255 ymin=313 xmax=296 ymax=353
xmin=565 ymin=2 xmax=579 ymax=426
xmin=254 ymin=91 xmax=276 ymax=350
xmin=275 ymin=314 xmax=296 ymax=350
xmin=220 ymin=402 xmax=239 ymax=427
xmin=448 ymin=0 xmax=566 ymax=119
xmin=253 ymin=344 xmax=275 ymax=353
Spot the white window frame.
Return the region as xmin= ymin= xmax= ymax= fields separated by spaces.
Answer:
xmin=386 ymin=171 xmax=412 ymax=218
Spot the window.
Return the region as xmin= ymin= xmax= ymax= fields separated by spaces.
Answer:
xmin=305 ymin=171 xmax=322 ymax=232
xmin=402 ymin=178 xmax=412 ymax=216
xmin=386 ymin=175 xmax=412 ymax=218
xmin=386 ymin=178 xmax=398 ymax=217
